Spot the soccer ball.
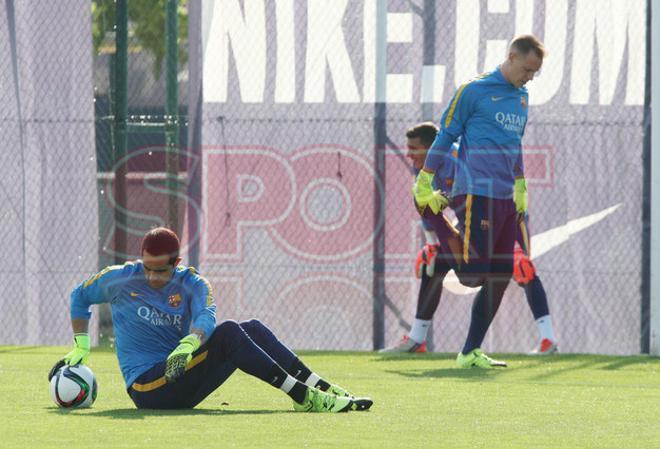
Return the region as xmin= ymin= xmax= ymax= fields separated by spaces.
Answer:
xmin=49 ymin=364 xmax=98 ymax=408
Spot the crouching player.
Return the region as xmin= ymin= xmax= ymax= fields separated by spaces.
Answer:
xmin=48 ymin=227 xmax=373 ymax=412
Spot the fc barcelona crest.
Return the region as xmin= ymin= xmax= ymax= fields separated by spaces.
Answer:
xmin=168 ymin=293 xmax=182 ymax=307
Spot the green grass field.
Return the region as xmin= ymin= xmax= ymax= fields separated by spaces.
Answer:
xmin=1 ymin=346 xmax=659 ymax=449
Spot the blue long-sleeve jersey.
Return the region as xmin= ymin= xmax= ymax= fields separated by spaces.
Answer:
xmin=70 ymin=261 xmax=217 ymax=387
xmin=425 ymin=66 xmax=527 ymax=199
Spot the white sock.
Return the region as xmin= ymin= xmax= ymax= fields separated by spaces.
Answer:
xmin=409 ymin=319 xmax=432 ymax=344
xmin=279 ymin=375 xmax=297 ymax=394
xmin=536 ymin=315 xmax=556 ymax=342
xmin=303 ymin=373 xmax=321 ymax=388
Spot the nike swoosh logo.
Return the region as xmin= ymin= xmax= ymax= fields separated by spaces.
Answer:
xmin=130 ymin=292 xmax=141 ymax=297
xmin=491 ymin=96 xmax=504 ymax=101
xmin=443 ymin=204 xmax=622 ymax=295
xmin=532 ymin=203 xmax=620 ymax=258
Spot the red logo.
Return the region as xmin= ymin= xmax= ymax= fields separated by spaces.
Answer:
xmin=168 ymin=293 xmax=182 ymax=307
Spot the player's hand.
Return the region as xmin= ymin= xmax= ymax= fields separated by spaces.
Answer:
xmin=48 ymin=333 xmax=90 ymax=381
xmin=413 ymin=171 xmax=448 ymax=215
xmin=165 ymin=334 xmax=201 ymax=383
xmin=64 ymin=333 xmax=91 ymax=366
xmin=513 ymin=246 xmax=536 ymax=285
xmin=415 ymin=243 xmax=439 ymax=279
xmin=513 ymin=178 xmax=528 ymax=214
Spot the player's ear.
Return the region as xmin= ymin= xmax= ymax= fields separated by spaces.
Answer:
xmin=174 ymin=256 xmax=182 ymax=267
xmin=507 ymin=50 xmax=517 ymax=63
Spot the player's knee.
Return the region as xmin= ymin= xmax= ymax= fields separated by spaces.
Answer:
xmin=465 ymin=277 xmax=485 ymax=288
xmin=213 ymin=320 xmax=249 ymax=354
xmin=240 ymin=318 xmax=263 ymax=330
xmin=214 ymin=320 xmax=243 ymax=341
xmin=239 ymin=318 xmax=268 ymax=338
xmin=432 ymin=260 xmax=452 ymax=278
xmin=457 ymin=273 xmax=485 ymax=288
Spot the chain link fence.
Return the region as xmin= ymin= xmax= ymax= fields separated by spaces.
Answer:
xmin=1 ymin=1 xmax=98 ymax=345
xmin=1 ymin=0 xmax=649 ymax=354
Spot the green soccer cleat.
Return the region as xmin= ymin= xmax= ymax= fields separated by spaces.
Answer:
xmin=326 ymin=383 xmax=352 ymax=397
xmin=293 ymin=388 xmax=353 ymax=413
xmin=456 ymin=348 xmax=507 ymax=368
xmin=349 ymin=397 xmax=374 ymax=411
xmin=324 ymin=384 xmax=373 ymax=411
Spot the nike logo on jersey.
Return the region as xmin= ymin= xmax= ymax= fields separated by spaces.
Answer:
xmin=130 ymin=292 xmax=141 ymax=297
xmin=491 ymin=96 xmax=504 ymax=102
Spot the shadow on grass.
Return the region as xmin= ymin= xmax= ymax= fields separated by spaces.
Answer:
xmin=47 ymin=407 xmax=289 ymax=418
xmin=522 ymin=354 xmax=660 ymax=383
xmin=379 ymin=354 xmax=570 ymax=381
xmin=0 ymin=345 xmax=118 ymax=354
xmin=380 ymin=353 xmax=660 ymax=384
xmin=0 ymin=346 xmax=51 ymax=354
xmin=385 ymin=367 xmax=506 ymax=381
xmin=373 ymin=353 xmax=456 ymax=362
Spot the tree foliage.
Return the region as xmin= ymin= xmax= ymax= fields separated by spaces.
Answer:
xmin=92 ymin=0 xmax=188 ymax=78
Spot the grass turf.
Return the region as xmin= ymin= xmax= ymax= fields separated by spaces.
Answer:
xmin=1 ymin=346 xmax=659 ymax=449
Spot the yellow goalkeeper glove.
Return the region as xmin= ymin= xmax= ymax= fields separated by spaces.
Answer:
xmin=48 ymin=333 xmax=90 ymax=381
xmin=165 ymin=334 xmax=201 ymax=383
xmin=412 ymin=170 xmax=448 ymax=215
xmin=64 ymin=333 xmax=91 ymax=365
xmin=513 ymin=178 xmax=528 ymax=213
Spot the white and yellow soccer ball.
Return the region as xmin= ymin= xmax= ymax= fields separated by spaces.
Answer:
xmin=49 ymin=364 xmax=98 ymax=408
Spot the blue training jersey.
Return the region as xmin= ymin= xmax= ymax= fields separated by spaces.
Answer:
xmin=425 ymin=66 xmax=527 ymax=199
xmin=70 ymin=261 xmax=217 ymax=387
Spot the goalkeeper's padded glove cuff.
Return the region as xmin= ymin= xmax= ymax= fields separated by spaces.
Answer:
xmin=165 ymin=334 xmax=202 ymax=383
xmin=514 ymin=177 xmax=528 ymax=191
xmin=180 ymin=333 xmax=202 ymax=352
xmin=73 ymin=333 xmax=91 ymax=349
xmin=417 ymin=169 xmax=434 ymax=184
xmin=64 ymin=333 xmax=91 ymax=366
xmin=513 ymin=178 xmax=528 ymax=213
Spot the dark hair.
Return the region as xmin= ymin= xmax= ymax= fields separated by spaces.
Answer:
xmin=405 ymin=122 xmax=439 ymax=147
xmin=141 ymin=227 xmax=180 ymax=265
xmin=510 ymin=34 xmax=545 ymax=59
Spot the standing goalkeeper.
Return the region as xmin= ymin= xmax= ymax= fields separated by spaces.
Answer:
xmin=382 ymin=122 xmax=558 ymax=355
xmin=48 ymin=227 xmax=372 ymax=412
xmin=413 ymin=35 xmax=545 ymax=367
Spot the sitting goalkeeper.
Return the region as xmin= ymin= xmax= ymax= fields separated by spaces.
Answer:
xmin=48 ymin=227 xmax=372 ymax=412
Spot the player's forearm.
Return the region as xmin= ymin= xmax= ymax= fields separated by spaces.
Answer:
xmin=72 ymin=318 xmax=89 ymax=334
xmin=189 ymin=327 xmax=207 ymax=343
xmin=423 ymin=131 xmax=455 ymax=172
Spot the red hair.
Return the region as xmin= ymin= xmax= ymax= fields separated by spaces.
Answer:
xmin=141 ymin=227 xmax=180 ymax=264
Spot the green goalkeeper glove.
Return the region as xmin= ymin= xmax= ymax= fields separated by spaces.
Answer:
xmin=165 ymin=334 xmax=201 ymax=383
xmin=48 ymin=333 xmax=90 ymax=381
xmin=64 ymin=333 xmax=90 ymax=365
xmin=412 ymin=170 xmax=448 ymax=215
xmin=513 ymin=178 xmax=528 ymax=213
